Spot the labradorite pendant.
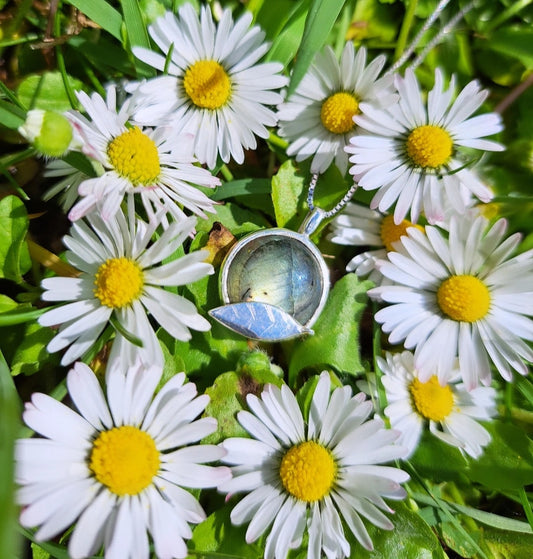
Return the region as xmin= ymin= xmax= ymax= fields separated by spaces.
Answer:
xmin=209 ymin=208 xmax=330 ymax=341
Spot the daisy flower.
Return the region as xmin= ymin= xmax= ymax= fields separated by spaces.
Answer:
xmin=369 ymin=214 xmax=533 ymax=389
xmin=218 ymin=372 xmax=409 ymax=559
xmin=130 ymin=5 xmax=288 ymax=169
xmin=378 ymin=351 xmax=497 ymax=459
xmin=277 ymin=43 xmax=396 ymax=175
xmin=329 ymin=202 xmax=424 ymax=286
xmin=16 ymin=361 xmax=231 ymax=559
xmin=346 ymin=68 xmax=504 ymax=225
xmin=66 ymin=86 xmax=220 ymax=222
xmin=38 ymin=210 xmax=213 ymax=369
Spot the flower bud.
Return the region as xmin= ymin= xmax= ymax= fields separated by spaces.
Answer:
xmin=18 ymin=109 xmax=73 ymax=157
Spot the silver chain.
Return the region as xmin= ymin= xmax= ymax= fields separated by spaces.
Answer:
xmin=307 ymin=173 xmax=359 ymax=219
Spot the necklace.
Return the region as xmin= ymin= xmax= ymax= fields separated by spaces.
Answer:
xmin=209 ymin=174 xmax=358 ymax=341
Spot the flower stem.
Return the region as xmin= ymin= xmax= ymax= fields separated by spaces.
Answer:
xmin=394 ymin=0 xmax=418 ymax=62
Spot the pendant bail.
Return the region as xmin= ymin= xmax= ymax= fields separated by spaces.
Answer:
xmin=299 ymin=207 xmax=327 ymax=237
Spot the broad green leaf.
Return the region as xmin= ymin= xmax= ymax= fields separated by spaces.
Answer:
xmin=410 ymin=431 xmax=469 ymax=483
xmin=203 ymin=353 xmax=283 ymax=444
xmin=288 ymin=274 xmax=372 ymax=383
xmin=32 ymin=542 xmax=51 ymax=559
xmin=482 ymin=26 xmax=533 ymax=69
xmin=65 ymin=0 xmax=123 ymax=41
xmin=194 ymin=200 xmax=271 ymax=236
xmin=0 ymin=294 xmax=17 ymax=314
xmin=211 ymin=178 xmax=271 ymax=201
xmin=0 ymin=351 xmax=21 ymax=559
xmin=466 ymin=420 xmax=533 ymax=490
xmin=483 ymin=524 xmax=533 ymax=559
xmin=190 ymin=502 xmax=263 ymax=558
xmin=68 ymin=33 xmax=134 ymax=75
xmin=0 ymin=195 xmax=31 ymax=283
xmin=271 ymin=159 xmax=307 ymax=230
xmin=10 ymin=321 xmax=59 ymax=376
xmin=349 ymin=501 xmax=447 ymax=559
xmin=271 ymin=159 xmax=351 ymax=231
xmin=287 ymin=0 xmax=346 ymax=97
xmin=17 ymin=72 xmax=85 ymax=112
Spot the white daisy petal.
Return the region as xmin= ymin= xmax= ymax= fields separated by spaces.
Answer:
xmin=373 ymin=215 xmax=533 ymax=387
xmin=39 ymin=209 xmax=212 ymax=369
xmin=378 ymin=350 xmax=496 ymax=459
xmin=16 ymin=363 xmax=221 ymax=557
xmin=348 ymin=68 xmax=502 ymax=221
xmin=129 ymin=6 xmax=287 ymax=167
xmin=220 ymin=377 xmax=409 ymax=558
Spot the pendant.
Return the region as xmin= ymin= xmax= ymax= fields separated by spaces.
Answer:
xmin=209 ymin=208 xmax=330 ymax=341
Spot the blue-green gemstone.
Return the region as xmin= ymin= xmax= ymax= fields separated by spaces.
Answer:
xmin=221 ymin=230 xmax=329 ymax=327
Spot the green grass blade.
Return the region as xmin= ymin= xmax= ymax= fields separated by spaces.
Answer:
xmin=286 ymin=0 xmax=347 ymax=97
xmin=120 ymin=0 xmax=156 ymax=77
xmin=0 ymin=350 xmax=22 ymax=559
xmin=65 ymin=0 xmax=123 ymax=41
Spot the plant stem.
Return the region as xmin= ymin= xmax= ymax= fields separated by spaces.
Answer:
xmin=394 ymin=0 xmax=418 ymax=62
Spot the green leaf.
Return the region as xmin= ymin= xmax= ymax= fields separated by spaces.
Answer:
xmin=10 ymin=321 xmax=59 ymax=376
xmin=120 ymin=0 xmax=156 ymax=77
xmin=287 ymin=0 xmax=346 ymax=97
xmin=202 ymin=364 xmax=283 ymax=444
xmin=288 ymin=274 xmax=372 ymax=383
xmin=190 ymin=502 xmax=264 ymax=558
xmin=0 ymin=99 xmax=26 ymax=129
xmin=203 ymin=352 xmax=283 ymax=444
xmin=0 ymin=195 xmax=31 ymax=283
xmin=482 ymin=26 xmax=533 ymax=69
xmin=410 ymin=431 xmax=469 ymax=483
xmin=262 ymin=0 xmax=309 ymax=67
xmin=271 ymin=159 xmax=351 ymax=231
xmin=466 ymin=420 xmax=533 ymax=490
xmin=271 ymin=159 xmax=307 ymax=230
xmin=194 ymin=200 xmax=271 ymax=237
xmin=0 ymin=351 xmax=22 ymax=559
xmin=19 ymin=528 xmax=73 ymax=559
xmin=348 ymin=501 xmax=447 ymax=559
xmin=0 ymin=294 xmax=17 ymax=314
xmin=211 ymin=178 xmax=272 ymax=201
xmin=65 ymin=0 xmax=123 ymax=41
xmin=483 ymin=524 xmax=533 ymax=559
xmin=0 ymin=305 xmax=47 ymax=326
xmin=17 ymin=72 xmax=85 ymax=112
xmin=32 ymin=542 xmax=51 ymax=559
xmin=68 ymin=33 xmax=134 ymax=75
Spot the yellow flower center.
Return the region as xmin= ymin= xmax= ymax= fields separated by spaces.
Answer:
xmin=409 ymin=376 xmax=454 ymax=421
xmin=183 ymin=60 xmax=232 ymax=110
xmin=94 ymin=257 xmax=144 ymax=308
xmin=89 ymin=425 xmax=160 ymax=496
xmin=406 ymin=125 xmax=453 ymax=168
xmin=279 ymin=441 xmax=336 ymax=502
xmin=437 ymin=274 xmax=491 ymax=322
xmin=320 ymin=92 xmax=359 ymax=134
xmin=107 ymin=127 xmax=161 ymax=185
xmin=380 ymin=214 xmax=424 ymax=252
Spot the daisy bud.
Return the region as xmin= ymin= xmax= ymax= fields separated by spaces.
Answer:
xmin=18 ymin=109 xmax=73 ymax=157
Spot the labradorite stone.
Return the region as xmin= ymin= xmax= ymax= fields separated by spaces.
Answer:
xmin=224 ymin=233 xmax=325 ymax=326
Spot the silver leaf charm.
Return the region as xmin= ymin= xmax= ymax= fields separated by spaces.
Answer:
xmin=209 ymin=301 xmax=313 ymax=341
